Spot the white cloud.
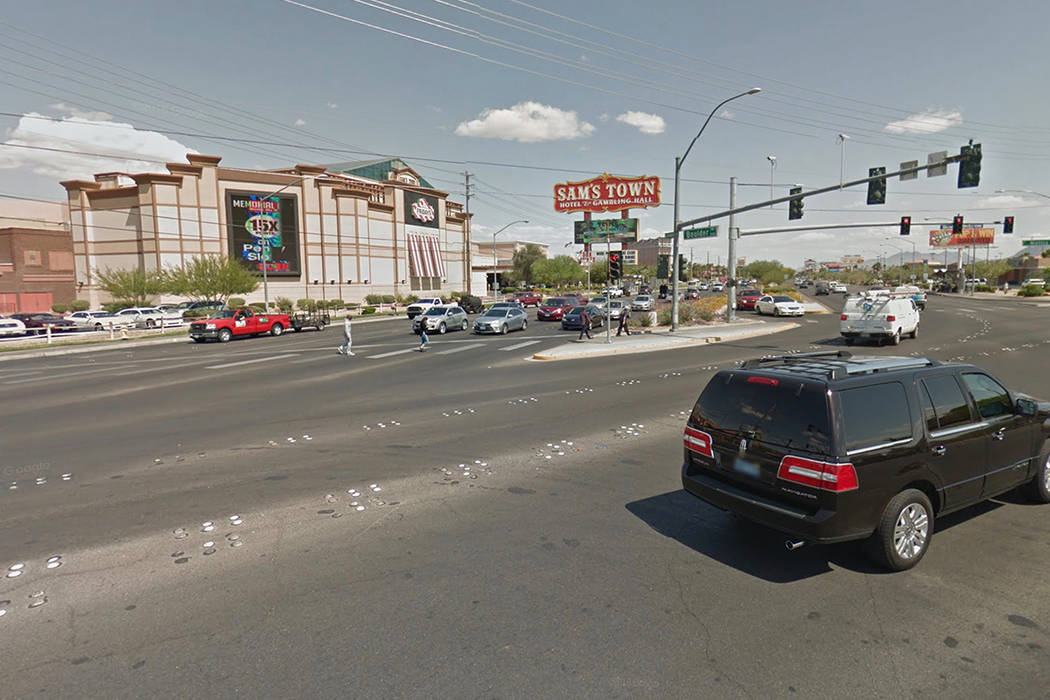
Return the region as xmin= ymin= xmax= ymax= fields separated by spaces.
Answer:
xmin=615 ymin=111 xmax=665 ymax=135
xmin=327 ymin=102 xmax=338 ymax=109
xmin=49 ymin=103 xmax=113 ymax=121
xmin=884 ymin=109 xmax=962 ymax=134
xmin=641 ymin=226 xmax=660 ymax=236
xmin=598 ymin=113 xmax=610 ymax=122
xmin=0 ymin=112 xmax=195 ymax=179
xmin=294 ymin=118 xmax=307 ymax=126
xmin=455 ymin=101 xmax=595 ymax=143
xmin=979 ymin=194 xmax=1025 ymax=208
xmin=719 ymin=109 xmax=735 ymax=120
xmin=426 ymin=104 xmax=443 ymax=113
xmin=795 ymin=231 xmax=836 ymax=242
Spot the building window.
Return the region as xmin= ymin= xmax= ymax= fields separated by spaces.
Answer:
xmin=410 ymin=276 xmax=438 ymax=291
xmin=24 ymin=249 xmax=42 ymax=267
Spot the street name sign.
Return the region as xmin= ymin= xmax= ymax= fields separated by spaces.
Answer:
xmin=683 ymin=226 xmax=718 ymax=240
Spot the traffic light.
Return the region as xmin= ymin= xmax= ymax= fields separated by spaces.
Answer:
xmin=952 ymin=215 xmax=964 ymax=235
xmin=866 ymin=167 xmax=887 ymax=205
xmin=608 ymin=252 xmax=622 ymax=280
xmin=788 ymin=186 xmax=803 ymax=220
xmin=1003 ymin=215 xmax=1015 ymax=234
xmin=900 ymin=216 xmax=911 ymax=236
xmin=957 ymin=142 xmax=982 ymax=188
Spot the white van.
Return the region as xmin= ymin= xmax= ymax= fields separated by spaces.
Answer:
xmin=840 ymin=292 xmax=920 ymax=346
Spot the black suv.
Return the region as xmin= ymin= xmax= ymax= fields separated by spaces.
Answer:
xmin=681 ymin=351 xmax=1050 ymax=570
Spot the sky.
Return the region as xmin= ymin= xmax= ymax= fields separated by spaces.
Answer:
xmin=1 ymin=0 xmax=1049 ymax=268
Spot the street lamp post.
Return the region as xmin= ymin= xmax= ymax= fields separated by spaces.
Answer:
xmin=671 ymin=87 xmax=761 ymax=331
xmin=766 ymin=155 xmax=776 ymax=206
xmin=881 ymin=240 xmax=906 ymax=285
xmin=837 ymin=134 xmax=849 ymax=189
xmin=995 ymin=188 xmax=1050 ymax=200
xmin=490 ymin=219 xmax=528 ymax=299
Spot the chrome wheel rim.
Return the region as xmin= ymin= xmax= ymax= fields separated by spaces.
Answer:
xmin=1043 ymin=455 xmax=1050 ymax=492
xmin=893 ymin=503 xmax=929 ymax=560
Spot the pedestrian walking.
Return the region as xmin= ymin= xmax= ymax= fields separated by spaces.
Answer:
xmin=616 ymin=306 xmax=631 ymax=336
xmin=578 ymin=307 xmax=592 ymax=340
xmin=337 ymin=314 xmax=354 ymax=355
xmin=418 ymin=317 xmax=430 ymax=351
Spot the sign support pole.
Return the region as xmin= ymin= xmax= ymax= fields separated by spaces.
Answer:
xmin=727 ymin=176 xmax=738 ymax=322
xmin=606 ymin=235 xmax=612 ymax=344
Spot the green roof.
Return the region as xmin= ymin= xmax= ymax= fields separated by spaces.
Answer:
xmin=324 ymin=158 xmax=434 ymax=189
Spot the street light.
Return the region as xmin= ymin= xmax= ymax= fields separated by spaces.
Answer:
xmin=671 ymin=87 xmax=761 ymax=330
xmin=766 ymin=155 xmax=776 ymax=206
xmin=880 ymin=240 xmax=906 ymax=285
xmin=837 ymin=134 xmax=849 ymax=189
xmin=251 ymin=175 xmax=312 ymax=312
xmin=995 ymin=188 xmax=1050 ymax=200
xmin=490 ymin=219 xmax=528 ymax=298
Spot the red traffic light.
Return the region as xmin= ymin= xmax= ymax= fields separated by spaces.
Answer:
xmin=1003 ymin=216 xmax=1015 ymax=234
xmin=899 ymin=216 xmax=911 ymax=236
xmin=952 ymin=215 xmax=964 ymax=235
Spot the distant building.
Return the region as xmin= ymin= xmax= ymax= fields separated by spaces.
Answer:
xmin=623 ymin=237 xmax=672 ymax=267
xmin=0 ymin=200 xmax=75 ymax=313
xmin=471 ymin=239 xmax=549 ymax=293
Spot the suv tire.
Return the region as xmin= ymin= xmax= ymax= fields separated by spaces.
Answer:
xmin=890 ymin=330 xmax=901 ymax=345
xmin=1023 ymin=452 xmax=1050 ymax=503
xmin=866 ymin=488 xmax=933 ymax=571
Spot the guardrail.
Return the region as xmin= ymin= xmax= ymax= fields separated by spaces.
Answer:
xmin=0 ymin=321 xmax=188 ymax=348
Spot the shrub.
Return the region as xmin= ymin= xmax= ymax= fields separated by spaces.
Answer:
xmin=364 ymin=294 xmax=384 ymax=305
xmin=381 ymin=294 xmax=396 ymax=304
xmin=345 ymin=302 xmax=360 ymax=310
xmin=274 ymin=297 xmax=293 ymax=313
xmin=248 ymin=302 xmax=266 ymax=311
xmin=227 ymin=297 xmax=246 ymax=309
xmin=327 ymin=298 xmax=345 ymax=310
xmin=697 ymin=310 xmax=715 ymax=322
xmin=361 ymin=306 xmax=377 ymax=315
xmin=632 ymin=311 xmax=654 ymax=328
xmin=1019 ymin=285 xmax=1045 ymax=297
xmin=182 ymin=308 xmax=210 ymax=318
xmin=103 ymin=301 xmax=129 ymax=313
xmin=51 ymin=303 xmax=69 ymax=314
xmin=297 ymin=298 xmax=317 ymax=311
xmin=395 ymin=294 xmax=418 ymax=305
xmin=69 ymin=299 xmax=90 ymax=312
xmin=974 ymin=284 xmax=992 ymax=292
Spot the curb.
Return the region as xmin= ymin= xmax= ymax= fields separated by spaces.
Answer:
xmin=531 ymin=322 xmax=798 ymax=361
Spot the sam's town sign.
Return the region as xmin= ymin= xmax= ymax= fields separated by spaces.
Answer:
xmin=553 ymin=173 xmax=661 ymax=213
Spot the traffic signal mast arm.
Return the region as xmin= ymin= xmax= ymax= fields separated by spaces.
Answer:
xmin=676 ymin=154 xmax=963 ymax=231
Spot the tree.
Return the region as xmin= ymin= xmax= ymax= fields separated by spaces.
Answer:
xmin=532 ymin=256 xmax=584 ymax=287
xmin=740 ymin=259 xmax=795 ymax=285
xmin=508 ymin=243 xmax=545 ymax=285
xmin=588 ymin=260 xmax=608 ymax=285
xmin=93 ymin=266 xmax=166 ymax=307
xmin=165 ymin=255 xmax=259 ymax=304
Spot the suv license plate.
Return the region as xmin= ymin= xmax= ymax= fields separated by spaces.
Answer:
xmin=733 ymin=458 xmax=760 ymax=478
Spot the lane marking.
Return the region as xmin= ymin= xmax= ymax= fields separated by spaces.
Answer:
xmin=436 ymin=343 xmax=485 ymax=355
xmin=500 ymin=340 xmax=541 ymax=351
xmin=204 ymin=353 xmax=299 ymax=369
xmin=2 ymin=366 xmax=121 ymax=385
xmin=368 ymin=348 xmax=418 ymax=359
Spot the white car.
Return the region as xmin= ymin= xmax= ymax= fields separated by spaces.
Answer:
xmin=603 ymin=286 xmax=623 ymax=298
xmin=405 ymin=297 xmax=445 ymax=319
xmin=840 ymin=293 xmax=920 ymax=346
xmin=68 ymin=310 xmax=132 ymax=331
xmin=829 ymin=281 xmax=848 ymax=293
xmin=754 ymin=295 xmax=805 ymax=316
xmin=588 ymin=296 xmax=608 ymax=310
xmin=116 ymin=307 xmax=183 ymax=329
xmin=630 ymin=294 xmax=654 ymax=311
xmin=0 ymin=317 xmax=26 ymax=337
xmin=697 ymin=282 xmax=710 ymax=291
xmin=711 ymin=283 xmax=725 ymax=292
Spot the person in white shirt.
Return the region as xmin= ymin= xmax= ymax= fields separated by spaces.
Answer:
xmin=337 ymin=314 xmax=354 ymax=356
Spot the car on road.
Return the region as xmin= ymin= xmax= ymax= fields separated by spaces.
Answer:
xmin=537 ymin=297 xmax=574 ymax=321
xmin=814 ymin=281 xmax=831 ymax=295
xmin=697 ymin=282 xmax=710 ymax=291
xmin=473 ymin=306 xmax=528 ymax=334
xmin=684 ymin=289 xmax=699 ymax=300
xmin=681 ymin=351 xmax=1050 ymax=570
xmin=630 ymin=294 xmax=654 ymax=312
xmin=840 ymin=293 xmax=920 ymax=346
xmin=754 ymin=295 xmax=804 ymax=316
xmin=603 ymin=286 xmax=623 ymax=298
xmin=561 ymin=304 xmax=603 ymax=331
xmin=510 ymin=291 xmax=542 ymax=307
xmin=457 ymin=295 xmax=484 ymax=314
xmin=116 ymin=307 xmax=183 ymax=329
xmin=188 ymin=308 xmax=291 ymax=342
xmin=606 ymin=300 xmax=627 ymax=321
xmin=1021 ymin=278 xmax=1046 ymax=288
xmin=405 ymin=297 xmax=446 ymax=319
xmin=736 ymin=289 xmax=763 ymax=311
xmin=829 ymin=281 xmax=848 ymax=294
xmin=413 ymin=305 xmax=469 ymax=334
xmin=588 ymin=296 xmax=608 ymax=310
xmin=0 ymin=317 xmax=26 ymax=337
xmin=9 ymin=313 xmax=77 ymax=334
xmin=67 ymin=310 xmax=131 ymax=331
xmin=711 ymin=282 xmax=725 ymax=292
xmin=893 ymin=285 xmax=927 ymax=310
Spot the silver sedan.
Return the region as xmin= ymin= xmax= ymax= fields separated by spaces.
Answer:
xmin=473 ymin=307 xmax=528 ymax=334
xmin=413 ymin=305 xmax=469 ymax=334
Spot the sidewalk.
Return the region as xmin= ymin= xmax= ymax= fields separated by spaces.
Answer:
xmin=531 ymin=319 xmax=798 ymax=361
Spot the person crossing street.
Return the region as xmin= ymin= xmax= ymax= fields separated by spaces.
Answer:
xmin=578 ymin=306 xmax=592 ymax=341
xmin=337 ymin=314 xmax=354 ymax=355
xmin=418 ymin=317 xmax=430 ymax=352
xmin=616 ymin=306 xmax=631 ymax=336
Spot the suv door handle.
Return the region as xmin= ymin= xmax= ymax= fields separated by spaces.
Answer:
xmin=932 ymin=445 xmax=946 ymax=456
xmin=992 ymin=428 xmax=1006 ymax=441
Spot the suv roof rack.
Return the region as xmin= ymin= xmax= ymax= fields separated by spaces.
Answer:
xmin=740 ymin=352 xmax=940 ymax=380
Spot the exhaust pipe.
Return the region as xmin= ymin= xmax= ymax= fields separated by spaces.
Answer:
xmin=785 ymin=539 xmax=806 ymax=551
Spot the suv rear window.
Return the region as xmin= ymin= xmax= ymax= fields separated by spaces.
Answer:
xmin=692 ymin=373 xmax=832 ymax=454
xmin=838 ymin=383 xmax=912 ymax=452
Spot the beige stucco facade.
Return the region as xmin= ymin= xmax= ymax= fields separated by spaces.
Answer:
xmin=61 ymin=154 xmax=471 ymax=307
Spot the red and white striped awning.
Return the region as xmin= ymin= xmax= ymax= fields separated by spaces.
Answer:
xmin=408 ymin=233 xmax=446 ymax=278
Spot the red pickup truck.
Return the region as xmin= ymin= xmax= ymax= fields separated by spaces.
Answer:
xmin=510 ymin=291 xmax=542 ymax=307
xmin=188 ymin=308 xmax=291 ymax=343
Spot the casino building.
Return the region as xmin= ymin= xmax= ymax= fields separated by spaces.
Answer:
xmin=60 ymin=155 xmax=471 ymax=307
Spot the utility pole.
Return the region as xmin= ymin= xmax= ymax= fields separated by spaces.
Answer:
xmin=464 ymin=170 xmax=472 ymax=295
xmin=727 ymin=176 xmax=738 ymax=322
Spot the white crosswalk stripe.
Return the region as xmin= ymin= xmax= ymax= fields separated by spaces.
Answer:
xmin=205 ymin=354 xmax=299 ymax=369
xmin=500 ymin=340 xmax=541 ymax=351
xmin=436 ymin=343 xmax=485 ymax=355
xmin=368 ymin=348 xmax=419 ymax=359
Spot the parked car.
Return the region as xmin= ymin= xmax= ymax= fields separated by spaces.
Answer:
xmin=116 ymin=306 xmax=183 ymax=329
xmin=537 ymin=297 xmax=574 ymax=321
xmin=1021 ymin=278 xmax=1046 ymax=288
xmin=413 ymin=305 xmax=468 ymax=334
xmin=188 ymin=308 xmax=291 ymax=342
xmin=405 ymin=297 xmax=445 ymax=319
xmin=67 ymin=310 xmax=131 ymax=331
xmin=630 ymin=294 xmax=654 ymax=312
xmin=9 ymin=313 xmax=77 ymax=334
xmin=681 ymin=351 xmax=1050 ymax=570
xmin=0 ymin=317 xmax=27 ymax=337
xmin=561 ymin=305 xmax=603 ymax=331
xmin=736 ymin=289 xmax=763 ymax=311
xmin=840 ymin=292 xmax=920 ymax=346
xmin=488 ymin=301 xmax=525 ymax=312
xmin=457 ymin=295 xmax=484 ymax=314
xmin=510 ymin=291 xmax=542 ymax=307
xmin=473 ymin=306 xmax=528 ymax=334
xmin=754 ymin=295 xmax=805 ymax=316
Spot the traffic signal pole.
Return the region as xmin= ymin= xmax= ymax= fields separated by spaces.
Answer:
xmin=606 ymin=236 xmax=612 ymax=344
xmin=727 ymin=177 xmax=738 ymax=322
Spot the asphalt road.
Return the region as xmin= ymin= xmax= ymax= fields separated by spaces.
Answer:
xmin=1 ymin=294 xmax=1048 ymax=699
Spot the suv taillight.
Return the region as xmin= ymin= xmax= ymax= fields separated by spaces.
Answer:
xmin=683 ymin=427 xmax=713 ymax=458
xmin=777 ymin=456 xmax=858 ymax=492
xmin=886 ymin=315 xmax=896 ymax=322
xmin=840 ymin=314 xmax=848 ymax=320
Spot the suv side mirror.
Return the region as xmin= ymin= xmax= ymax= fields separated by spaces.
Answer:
xmin=1017 ymin=398 xmax=1038 ymax=417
